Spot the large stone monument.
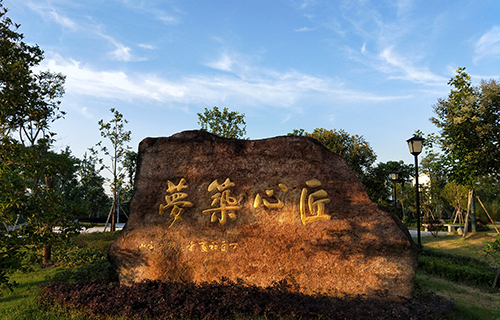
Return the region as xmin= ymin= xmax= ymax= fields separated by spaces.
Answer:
xmin=109 ymin=130 xmax=417 ymax=299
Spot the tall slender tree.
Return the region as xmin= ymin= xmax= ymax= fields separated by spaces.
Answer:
xmin=96 ymin=108 xmax=132 ymax=231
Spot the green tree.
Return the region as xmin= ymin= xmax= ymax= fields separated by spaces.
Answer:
xmin=302 ymin=128 xmax=376 ymax=179
xmin=363 ymin=160 xmax=414 ymax=217
xmin=78 ymin=151 xmax=111 ymax=219
xmin=0 ymin=0 xmax=74 ymax=278
xmin=474 ymin=176 xmax=500 ymax=223
xmin=96 ymin=108 xmax=132 ymax=232
xmin=441 ymin=182 xmax=468 ymax=223
xmin=431 ymin=68 xmax=500 ymax=234
xmin=197 ymin=106 xmax=247 ymax=139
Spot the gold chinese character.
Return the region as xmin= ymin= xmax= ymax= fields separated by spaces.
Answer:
xmin=253 ymin=183 xmax=288 ymax=209
xmin=300 ymin=179 xmax=331 ymax=225
xmin=202 ymin=178 xmax=241 ymax=225
xmin=159 ymin=178 xmax=193 ymax=228
xmin=199 ymin=241 xmax=208 ymax=252
xmin=187 ymin=241 xmax=196 ymax=252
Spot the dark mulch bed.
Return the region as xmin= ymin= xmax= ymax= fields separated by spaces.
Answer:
xmin=39 ymin=278 xmax=454 ymax=320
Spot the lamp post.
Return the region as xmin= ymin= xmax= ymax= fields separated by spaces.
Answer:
xmin=390 ymin=171 xmax=399 ymax=216
xmin=407 ymin=136 xmax=424 ymax=246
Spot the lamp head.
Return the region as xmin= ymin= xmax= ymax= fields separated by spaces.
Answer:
xmin=389 ymin=171 xmax=399 ymax=181
xmin=407 ymin=136 xmax=425 ymax=156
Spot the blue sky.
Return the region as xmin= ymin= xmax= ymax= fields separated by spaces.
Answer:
xmin=6 ymin=0 xmax=500 ymax=165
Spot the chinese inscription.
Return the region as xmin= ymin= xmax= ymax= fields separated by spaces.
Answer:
xmin=253 ymin=183 xmax=289 ymax=209
xmin=139 ymin=240 xmax=238 ymax=253
xmin=157 ymin=178 xmax=332 ymax=227
xmin=202 ymin=178 xmax=242 ymax=225
xmin=300 ymin=179 xmax=331 ymax=225
xmin=159 ymin=178 xmax=193 ymax=228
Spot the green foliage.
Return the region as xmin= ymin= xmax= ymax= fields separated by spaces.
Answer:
xmin=197 ymin=106 xmax=247 ymax=139
xmin=484 ymin=235 xmax=500 ymax=265
xmin=287 ymin=128 xmax=306 ymax=136
xmin=431 ymin=68 xmax=500 ymax=187
xmin=362 ymin=160 xmax=414 ymax=211
xmin=441 ymin=182 xmax=469 ymax=219
xmin=475 ymin=176 xmax=500 ymax=222
xmin=290 ymin=128 xmax=376 ymax=179
xmin=96 ymin=108 xmax=133 ymax=230
xmin=0 ymin=0 xmax=84 ymax=287
xmin=419 ymin=248 xmax=496 ymax=287
xmin=0 ymin=3 xmax=65 ymax=141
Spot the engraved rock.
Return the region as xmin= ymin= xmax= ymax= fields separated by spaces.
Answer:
xmin=108 ymin=130 xmax=418 ymax=299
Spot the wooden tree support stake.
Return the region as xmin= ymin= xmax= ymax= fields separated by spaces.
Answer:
xmin=475 ymin=194 xmax=500 ymax=234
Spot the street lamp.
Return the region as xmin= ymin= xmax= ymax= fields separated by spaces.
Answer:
xmin=390 ymin=171 xmax=399 ymax=216
xmin=407 ymin=136 xmax=424 ymax=246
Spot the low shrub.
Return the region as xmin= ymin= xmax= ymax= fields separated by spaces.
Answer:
xmin=39 ymin=278 xmax=455 ymax=320
xmin=419 ymin=248 xmax=496 ymax=287
xmin=49 ymin=259 xmax=116 ymax=284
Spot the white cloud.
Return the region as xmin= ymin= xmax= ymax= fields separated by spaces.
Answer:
xmin=27 ymin=1 xmax=78 ymax=30
xmin=80 ymin=107 xmax=93 ymax=118
xmin=361 ymin=43 xmax=367 ymax=54
xmin=294 ymin=26 xmax=318 ymax=32
xmin=158 ymin=13 xmax=179 ymax=25
xmin=378 ymin=47 xmax=447 ymax=85
xmin=26 ymin=0 xmax=140 ymax=62
xmin=41 ymin=53 xmax=410 ymax=112
xmin=108 ymin=44 xmax=133 ymax=62
xmin=206 ymin=53 xmax=234 ymax=72
xmin=139 ymin=44 xmax=156 ymax=50
xmin=474 ymin=25 xmax=500 ymax=63
xmin=281 ymin=114 xmax=292 ymax=123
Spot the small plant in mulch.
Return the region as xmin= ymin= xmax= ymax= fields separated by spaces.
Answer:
xmin=39 ymin=278 xmax=455 ymax=320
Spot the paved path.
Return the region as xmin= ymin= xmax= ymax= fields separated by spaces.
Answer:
xmin=80 ymin=223 xmax=126 ymax=233
xmin=80 ymin=225 xmax=447 ymax=238
xmin=408 ymin=228 xmax=448 ymax=237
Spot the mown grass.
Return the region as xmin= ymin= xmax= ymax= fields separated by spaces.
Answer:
xmin=416 ymin=229 xmax=500 ymax=320
xmin=1 ymin=229 xmax=499 ymax=319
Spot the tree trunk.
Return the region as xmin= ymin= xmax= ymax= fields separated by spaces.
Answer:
xmin=43 ymin=243 xmax=52 ymax=266
xmin=462 ymin=189 xmax=473 ymax=238
xmin=493 ymin=265 xmax=500 ymax=289
xmin=111 ymin=201 xmax=116 ymax=232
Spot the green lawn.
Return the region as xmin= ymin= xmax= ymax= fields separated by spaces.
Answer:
xmin=1 ymin=229 xmax=499 ymax=319
xmin=416 ymin=230 xmax=500 ymax=320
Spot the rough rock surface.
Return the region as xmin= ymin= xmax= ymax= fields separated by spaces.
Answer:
xmin=109 ymin=130 xmax=417 ymax=299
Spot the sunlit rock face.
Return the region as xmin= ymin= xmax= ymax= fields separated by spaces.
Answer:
xmin=108 ymin=130 xmax=417 ymax=299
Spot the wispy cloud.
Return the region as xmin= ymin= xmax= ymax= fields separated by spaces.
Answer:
xmin=26 ymin=0 xmax=144 ymax=62
xmin=474 ymin=25 xmax=500 ymax=63
xmin=27 ymin=1 xmax=78 ymax=30
xmin=206 ymin=52 xmax=234 ymax=72
xmin=41 ymin=53 xmax=409 ymax=111
xmin=157 ymin=13 xmax=180 ymax=25
xmin=98 ymin=33 xmax=133 ymax=62
xmin=294 ymin=26 xmax=319 ymax=32
xmin=378 ymin=46 xmax=447 ymax=84
xmin=138 ymin=44 xmax=156 ymax=50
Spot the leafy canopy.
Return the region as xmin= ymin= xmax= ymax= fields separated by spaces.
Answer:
xmin=299 ymin=128 xmax=377 ymax=178
xmin=197 ymin=106 xmax=247 ymax=139
xmin=431 ymin=67 xmax=500 ymax=187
